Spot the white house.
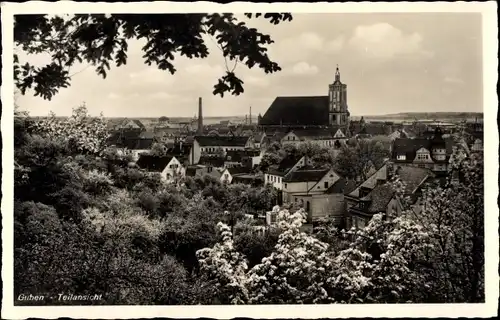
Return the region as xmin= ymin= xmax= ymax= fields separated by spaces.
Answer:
xmin=281 ymin=128 xmax=347 ymax=148
xmin=220 ymin=166 xmax=252 ymax=184
xmin=136 ymin=155 xmax=185 ymax=183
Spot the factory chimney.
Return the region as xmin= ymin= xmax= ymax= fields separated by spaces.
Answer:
xmin=197 ymin=97 xmax=203 ymax=135
xmin=249 ymin=106 xmax=252 ymax=125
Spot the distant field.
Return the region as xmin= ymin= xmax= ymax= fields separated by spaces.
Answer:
xmin=351 ymin=112 xmax=483 ymax=123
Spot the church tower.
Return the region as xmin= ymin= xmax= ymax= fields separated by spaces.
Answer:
xmin=328 ymin=65 xmax=350 ymax=128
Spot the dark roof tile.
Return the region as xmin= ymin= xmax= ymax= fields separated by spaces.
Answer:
xmin=260 ymin=96 xmax=330 ymax=126
xmin=136 ymin=155 xmax=173 ymax=172
xmin=195 ymin=135 xmax=250 ymax=147
xmin=283 ymin=168 xmax=329 ymax=183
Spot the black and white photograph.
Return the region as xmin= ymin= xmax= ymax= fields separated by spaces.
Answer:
xmin=1 ymin=1 xmax=498 ymax=319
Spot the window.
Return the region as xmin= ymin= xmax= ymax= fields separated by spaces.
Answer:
xmin=292 ymin=136 xmax=295 ymax=141
xmin=397 ymin=154 xmax=406 ymax=161
xmin=284 ymin=183 xmax=287 ymax=188
xmin=416 ymin=153 xmax=430 ymax=160
xmin=418 ymin=164 xmax=426 ymax=168
xmin=324 ymin=181 xmax=329 ymax=189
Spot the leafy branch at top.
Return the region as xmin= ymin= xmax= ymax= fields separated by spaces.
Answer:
xmin=14 ymin=13 xmax=293 ymax=101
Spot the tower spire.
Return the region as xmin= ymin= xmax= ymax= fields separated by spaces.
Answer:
xmin=335 ymin=64 xmax=340 ymax=82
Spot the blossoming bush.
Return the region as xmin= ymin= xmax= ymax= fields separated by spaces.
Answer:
xmin=31 ymin=104 xmax=109 ymax=155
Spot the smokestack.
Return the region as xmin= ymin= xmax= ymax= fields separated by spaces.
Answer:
xmin=198 ymin=97 xmax=203 ymax=135
xmin=249 ymin=106 xmax=252 ymax=125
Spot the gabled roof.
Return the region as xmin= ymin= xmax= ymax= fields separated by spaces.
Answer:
xmin=136 ymin=155 xmax=173 ymax=172
xmin=392 ymin=136 xmax=455 ymax=163
xmin=283 ymin=168 xmax=330 ymax=183
xmin=324 ymin=178 xmax=358 ymax=194
xmin=259 ymin=96 xmax=330 ymax=126
xmin=395 ymin=165 xmax=433 ymax=194
xmin=194 ymin=135 xmax=250 ymax=147
xmin=350 ymin=165 xmax=432 ymax=214
xmin=227 ymin=166 xmax=252 ymax=175
xmin=287 ymin=128 xmax=341 ymax=140
xmin=363 ymin=183 xmax=395 ymax=213
xmin=267 ymin=155 xmax=303 ymax=176
xmin=119 ymin=119 xmax=146 ymax=129
xmin=226 ymin=149 xmax=260 ymax=159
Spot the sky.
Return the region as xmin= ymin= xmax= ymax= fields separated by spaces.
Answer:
xmin=16 ymin=12 xmax=483 ymax=118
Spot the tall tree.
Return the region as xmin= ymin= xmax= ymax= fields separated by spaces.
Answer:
xmin=14 ymin=13 xmax=292 ymax=100
xmin=334 ymin=139 xmax=389 ymax=181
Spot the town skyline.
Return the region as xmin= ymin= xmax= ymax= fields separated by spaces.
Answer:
xmin=15 ymin=12 xmax=484 ymax=118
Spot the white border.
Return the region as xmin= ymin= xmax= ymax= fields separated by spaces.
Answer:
xmin=2 ymin=1 xmax=498 ymax=319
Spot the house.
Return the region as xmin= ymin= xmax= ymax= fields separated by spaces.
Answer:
xmin=252 ymin=132 xmax=265 ymax=149
xmin=281 ymin=128 xmax=348 ymax=148
xmin=106 ymin=129 xmax=157 ymax=161
xmin=391 ymin=127 xmax=455 ymax=174
xmin=387 ymin=129 xmax=410 ymax=141
xmin=115 ymin=119 xmax=146 ymax=131
xmin=136 ymin=155 xmax=185 ymax=183
xmin=198 ymin=155 xmax=226 ymax=168
xmin=221 ymin=166 xmax=253 ymax=184
xmin=354 ymin=123 xmax=393 ymax=140
xmin=464 ymin=119 xmax=483 ymax=152
xmin=264 ymin=155 xmax=313 ymax=191
xmin=345 ymin=163 xmax=433 ymax=230
xmin=281 ymin=166 xmax=353 ymax=225
xmin=225 ymin=149 xmax=262 ymax=169
xmin=185 ymin=164 xmax=222 ymax=180
xmin=189 ymin=135 xmax=254 ymax=165
xmin=260 ymin=131 xmax=287 ymax=151
xmin=232 ymin=173 xmax=265 ymax=187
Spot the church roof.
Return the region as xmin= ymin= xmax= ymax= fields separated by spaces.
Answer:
xmin=259 ymin=96 xmax=330 ymax=126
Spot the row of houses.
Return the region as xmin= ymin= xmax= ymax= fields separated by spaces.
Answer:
xmin=264 ymin=153 xmax=441 ymax=230
xmin=263 ymin=125 xmax=483 ymax=230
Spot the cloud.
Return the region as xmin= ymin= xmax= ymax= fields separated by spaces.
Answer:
xmin=270 ymin=32 xmax=344 ymax=64
xmin=348 ymin=23 xmax=434 ymax=59
xmin=296 ymin=32 xmax=324 ymax=51
xmin=325 ymin=35 xmax=345 ymax=53
xmin=147 ymin=92 xmax=176 ymax=100
xmin=184 ymin=63 xmax=224 ymax=76
xmin=244 ymin=76 xmax=270 ymax=87
xmin=107 ymin=92 xmax=121 ymax=100
xmin=290 ymin=62 xmax=319 ymax=76
xmin=128 ymin=68 xmax=176 ymax=86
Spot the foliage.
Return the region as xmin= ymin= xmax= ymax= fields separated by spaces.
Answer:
xmin=31 ymin=104 xmax=110 ymax=155
xmin=149 ymin=142 xmax=168 ymax=156
xmin=334 ymin=139 xmax=389 ymax=181
xmin=15 ymin=13 xmax=292 ymax=100
xmin=260 ymin=141 xmax=338 ymax=172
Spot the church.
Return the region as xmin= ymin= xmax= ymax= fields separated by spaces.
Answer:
xmin=258 ymin=65 xmax=351 ymax=136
